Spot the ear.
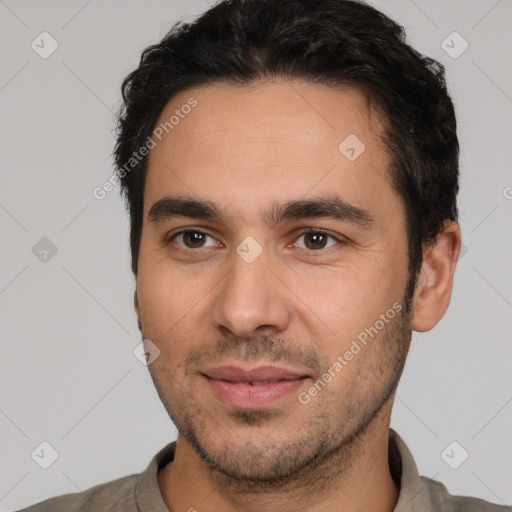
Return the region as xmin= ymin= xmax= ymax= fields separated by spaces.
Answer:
xmin=410 ymin=220 xmax=461 ymax=332
xmin=134 ymin=289 xmax=142 ymax=332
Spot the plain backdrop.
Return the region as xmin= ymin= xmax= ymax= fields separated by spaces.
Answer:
xmin=0 ymin=0 xmax=511 ymax=510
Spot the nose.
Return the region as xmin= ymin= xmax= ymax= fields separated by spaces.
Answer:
xmin=209 ymin=247 xmax=292 ymax=338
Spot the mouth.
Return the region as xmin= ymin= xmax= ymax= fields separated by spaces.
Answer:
xmin=202 ymin=365 xmax=311 ymax=409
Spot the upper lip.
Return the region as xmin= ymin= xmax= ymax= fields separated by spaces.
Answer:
xmin=203 ymin=365 xmax=309 ymax=383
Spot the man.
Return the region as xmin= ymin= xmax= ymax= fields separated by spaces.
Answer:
xmin=18 ymin=0 xmax=511 ymax=511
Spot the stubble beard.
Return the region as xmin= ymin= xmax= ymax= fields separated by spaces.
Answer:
xmin=146 ymin=301 xmax=412 ymax=497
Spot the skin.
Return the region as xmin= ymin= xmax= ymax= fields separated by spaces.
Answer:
xmin=134 ymin=80 xmax=461 ymax=512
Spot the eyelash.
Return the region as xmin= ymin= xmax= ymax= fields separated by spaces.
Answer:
xmin=165 ymin=228 xmax=345 ymax=252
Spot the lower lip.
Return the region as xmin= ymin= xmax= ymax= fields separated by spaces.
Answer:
xmin=205 ymin=376 xmax=308 ymax=409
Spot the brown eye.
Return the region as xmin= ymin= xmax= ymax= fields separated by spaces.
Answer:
xmin=169 ymin=230 xmax=218 ymax=249
xmin=304 ymin=232 xmax=328 ymax=250
xmin=295 ymin=230 xmax=340 ymax=251
xmin=182 ymin=231 xmax=207 ymax=248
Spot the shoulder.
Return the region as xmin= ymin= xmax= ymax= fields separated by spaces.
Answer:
xmin=421 ymin=476 xmax=512 ymax=512
xmin=15 ymin=472 xmax=139 ymax=512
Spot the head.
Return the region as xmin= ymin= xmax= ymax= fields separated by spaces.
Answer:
xmin=114 ymin=0 xmax=461 ymax=487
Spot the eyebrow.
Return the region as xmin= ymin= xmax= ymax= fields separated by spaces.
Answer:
xmin=148 ymin=194 xmax=374 ymax=229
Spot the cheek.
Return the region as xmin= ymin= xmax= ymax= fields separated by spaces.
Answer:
xmin=296 ymin=262 xmax=404 ymax=351
xmin=137 ymin=264 xmax=201 ymax=338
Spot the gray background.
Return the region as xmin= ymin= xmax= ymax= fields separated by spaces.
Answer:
xmin=0 ymin=0 xmax=511 ymax=510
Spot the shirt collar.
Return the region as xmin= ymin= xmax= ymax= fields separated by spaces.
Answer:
xmin=135 ymin=441 xmax=176 ymax=511
xmin=389 ymin=428 xmax=433 ymax=511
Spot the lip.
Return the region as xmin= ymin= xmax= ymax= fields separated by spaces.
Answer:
xmin=204 ymin=365 xmax=309 ymax=382
xmin=203 ymin=365 xmax=310 ymax=409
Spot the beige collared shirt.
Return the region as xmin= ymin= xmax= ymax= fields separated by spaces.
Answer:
xmin=18 ymin=429 xmax=511 ymax=511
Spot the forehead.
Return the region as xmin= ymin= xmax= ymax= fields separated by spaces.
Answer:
xmin=144 ymin=80 xmax=397 ymax=224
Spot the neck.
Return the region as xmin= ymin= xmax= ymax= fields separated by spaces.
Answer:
xmin=158 ymin=413 xmax=399 ymax=512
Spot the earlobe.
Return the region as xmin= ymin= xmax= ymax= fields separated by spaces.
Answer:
xmin=410 ymin=221 xmax=461 ymax=333
xmin=134 ymin=290 xmax=142 ymax=331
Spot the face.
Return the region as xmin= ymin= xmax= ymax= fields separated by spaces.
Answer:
xmin=135 ymin=80 xmax=413 ymax=483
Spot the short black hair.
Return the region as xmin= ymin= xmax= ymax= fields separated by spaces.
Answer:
xmin=114 ymin=0 xmax=459 ymax=306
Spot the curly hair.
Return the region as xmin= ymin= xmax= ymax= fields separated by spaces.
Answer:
xmin=114 ymin=0 xmax=459 ymax=304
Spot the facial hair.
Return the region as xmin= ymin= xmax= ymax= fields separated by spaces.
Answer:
xmin=146 ymin=301 xmax=412 ymax=497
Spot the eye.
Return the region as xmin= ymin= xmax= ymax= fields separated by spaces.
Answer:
xmin=294 ymin=229 xmax=342 ymax=251
xmin=166 ymin=228 xmax=344 ymax=252
xmin=167 ymin=230 xmax=219 ymax=249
